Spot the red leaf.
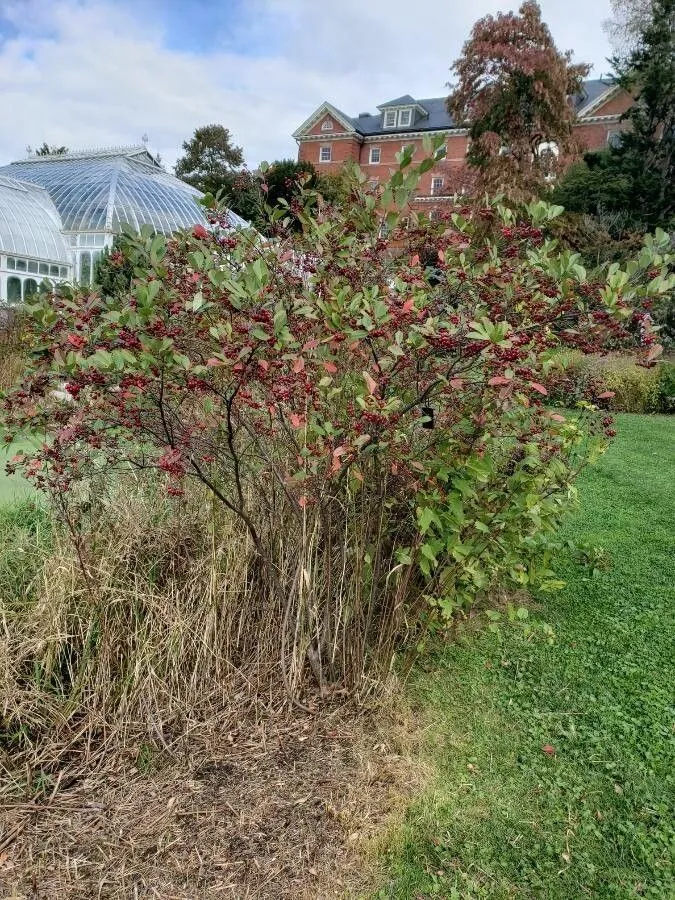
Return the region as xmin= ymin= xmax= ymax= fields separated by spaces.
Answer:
xmin=290 ymin=414 xmax=304 ymax=428
xmin=550 ymin=413 xmax=566 ymax=423
xmin=206 ymin=357 xmax=221 ymax=367
xmin=597 ymin=391 xmax=615 ymax=399
xmin=293 ymin=357 xmax=305 ymax=374
xmin=438 ymin=248 xmax=445 ymax=262
xmin=303 ymin=339 xmax=319 ymax=351
xmin=542 ymin=744 xmax=556 ymax=757
xmin=402 ymin=298 xmax=415 ymax=313
xmin=258 ymin=359 xmax=270 ymax=372
xmin=410 ymin=254 xmax=420 ymax=267
xmin=529 ymin=382 xmax=548 ymax=395
xmin=488 ymin=376 xmax=511 ymax=386
xmin=192 ymin=224 xmax=209 ymax=240
xmin=450 ymin=378 xmax=464 ymax=389
xmin=323 ymin=361 xmax=338 ymax=374
xmin=298 ymin=495 xmax=308 ymax=508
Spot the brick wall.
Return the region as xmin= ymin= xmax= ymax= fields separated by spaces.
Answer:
xmin=296 ymin=89 xmax=634 ymax=208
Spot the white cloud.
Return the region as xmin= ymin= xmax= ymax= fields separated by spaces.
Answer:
xmin=0 ymin=0 xmax=614 ymax=170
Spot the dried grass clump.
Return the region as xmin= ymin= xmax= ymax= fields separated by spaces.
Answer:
xmin=0 ymin=484 xmax=291 ymax=771
xmin=0 ymin=310 xmax=26 ymax=393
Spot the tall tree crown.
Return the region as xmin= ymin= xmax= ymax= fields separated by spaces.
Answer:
xmin=174 ymin=125 xmax=244 ymax=195
xmin=448 ymin=1 xmax=589 ymax=198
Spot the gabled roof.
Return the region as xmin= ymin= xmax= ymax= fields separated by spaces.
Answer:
xmin=573 ymin=78 xmax=620 ymax=116
xmin=295 ymin=79 xmax=626 ymax=142
xmin=377 ymin=95 xmax=417 ymax=109
xmin=292 ymin=102 xmax=356 ymax=139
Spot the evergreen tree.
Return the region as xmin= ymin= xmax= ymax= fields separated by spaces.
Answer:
xmin=554 ymin=0 xmax=674 ymax=229
xmin=612 ymin=0 xmax=674 ymax=228
xmin=174 ymin=125 xmax=244 ymax=196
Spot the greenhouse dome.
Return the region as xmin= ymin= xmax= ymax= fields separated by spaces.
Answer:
xmin=0 ymin=146 xmax=249 ymax=285
xmin=0 ymin=175 xmax=72 ymax=304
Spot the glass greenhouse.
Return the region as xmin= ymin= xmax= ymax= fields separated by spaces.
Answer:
xmin=0 ymin=146 xmax=248 ymax=296
xmin=0 ymin=175 xmax=72 ymax=304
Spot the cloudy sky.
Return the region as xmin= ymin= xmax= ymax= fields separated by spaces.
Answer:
xmin=1 ymin=0 xmax=615 ymax=170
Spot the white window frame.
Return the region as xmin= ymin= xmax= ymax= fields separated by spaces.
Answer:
xmin=398 ymin=108 xmax=412 ymax=127
xmin=431 ymin=176 xmax=444 ymax=196
xmin=321 ymin=118 xmax=334 ymax=131
xmin=369 ymin=146 xmax=381 ymax=164
xmin=383 ymin=109 xmax=397 ymax=128
xmin=319 ymin=145 xmax=332 ymax=163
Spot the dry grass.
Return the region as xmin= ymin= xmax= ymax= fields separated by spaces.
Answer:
xmin=0 ymin=308 xmax=26 ymax=391
xmin=0 ymin=700 xmax=426 ymax=899
xmin=0 ymin=484 xmax=429 ymax=898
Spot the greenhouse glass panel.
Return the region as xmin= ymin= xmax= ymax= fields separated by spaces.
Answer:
xmin=7 ymin=277 xmax=22 ymax=303
xmin=80 ymin=252 xmax=91 ymax=284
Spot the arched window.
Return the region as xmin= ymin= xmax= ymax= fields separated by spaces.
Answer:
xmin=23 ymin=278 xmax=38 ymax=300
xmin=7 ymin=277 xmax=22 ymax=304
xmin=80 ymin=251 xmax=92 ymax=284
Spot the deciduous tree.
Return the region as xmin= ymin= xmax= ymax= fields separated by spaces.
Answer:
xmin=604 ymin=0 xmax=655 ymax=56
xmin=448 ymin=1 xmax=589 ymax=198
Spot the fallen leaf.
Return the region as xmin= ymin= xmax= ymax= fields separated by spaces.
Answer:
xmin=363 ymin=371 xmax=378 ymax=396
xmin=542 ymin=744 xmax=556 ymax=756
xmin=529 ymin=382 xmax=548 ymax=395
xmin=292 ymin=357 xmax=305 ymax=374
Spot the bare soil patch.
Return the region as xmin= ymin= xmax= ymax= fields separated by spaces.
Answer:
xmin=0 ymin=701 xmax=424 ymax=899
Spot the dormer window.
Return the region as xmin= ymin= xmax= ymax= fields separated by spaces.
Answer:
xmin=321 ymin=118 xmax=334 ymax=131
xmin=383 ymin=107 xmax=415 ymax=129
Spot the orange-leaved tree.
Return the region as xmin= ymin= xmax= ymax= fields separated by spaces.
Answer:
xmin=448 ymin=1 xmax=589 ymax=199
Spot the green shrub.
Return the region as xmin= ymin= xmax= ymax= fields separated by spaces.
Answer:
xmin=545 ymin=352 xmax=667 ymax=413
xmin=658 ymin=360 xmax=675 ymax=412
xmin=585 ymin=355 xmax=662 ymax=413
xmin=3 ymin=143 xmax=674 ymax=704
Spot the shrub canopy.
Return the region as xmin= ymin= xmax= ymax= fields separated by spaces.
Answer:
xmin=3 ymin=140 xmax=673 ymax=698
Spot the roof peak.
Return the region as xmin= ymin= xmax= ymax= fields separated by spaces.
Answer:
xmin=11 ymin=145 xmax=159 ymax=164
xmin=377 ymin=94 xmax=417 ymax=109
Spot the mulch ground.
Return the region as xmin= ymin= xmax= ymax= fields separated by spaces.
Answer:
xmin=0 ymin=705 xmax=422 ymax=899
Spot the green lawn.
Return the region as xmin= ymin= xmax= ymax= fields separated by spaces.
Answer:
xmin=0 ymin=441 xmax=35 ymax=506
xmin=379 ymin=414 xmax=674 ymax=899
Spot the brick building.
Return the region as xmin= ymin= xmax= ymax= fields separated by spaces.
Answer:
xmin=293 ymin=80 xmax=633 ymax=212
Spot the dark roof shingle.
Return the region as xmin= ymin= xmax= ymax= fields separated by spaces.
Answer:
xmin=337 ymin=79 xmax=616 ymax=138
